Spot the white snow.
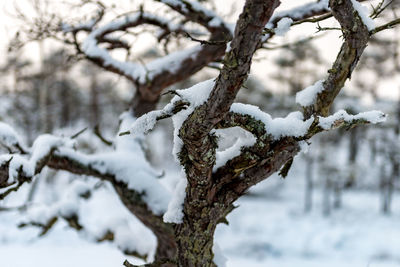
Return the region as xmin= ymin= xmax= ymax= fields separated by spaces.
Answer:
xmin=0 ymin=122 xmax=22 ymax=151
xmin=82 ymin=13 xmax=204 ymax=84
xmin=350 ymin=0 xmax=375 ymax=31
xmin=30 ymin=135 xmax=75 ymax=168
xmin=266 ymin=0 xmax=329 ymax=29
xmin=56 ymin=128 xmax=171 ymax=216
xmin=230 ymin=103 xmax=313 ymax=139
xmin=318 ymin=109 xmax=386 ymax=130
xmin=213 ymin=127 xmax=257 ymax=170
xmin=296 ymin=80 xmax=325 ymax=107
xmin=208 ymin=17 xmax=223 ymax=27
xmin=274 ymin=17 xmax=293 ymax=36
xmin=129 ymin=110 xmax=163 ymax=136
xmin=170 ymin=79 xmax=215 ymax=159
xmin=163 ymin=174 xmax=187 ymax=223
xmin=0 ymin=134 xmax=74 ymax=184
xmin=157 ymin=79 xmax=215 ymax=223
xmin=213 ymin=243 xmax=228 ymax=267
xmin=1 ymin=114 xmax=171 ymax=216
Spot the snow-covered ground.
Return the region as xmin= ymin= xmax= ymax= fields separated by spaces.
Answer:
xmin=1 ymin=168 xmax=399 ymax=267
xmin=217 ymin=181 xmax=400 ymax=267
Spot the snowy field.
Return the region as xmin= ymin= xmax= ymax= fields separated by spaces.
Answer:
xmin=0 ymin=169 xmax=399 ymax=267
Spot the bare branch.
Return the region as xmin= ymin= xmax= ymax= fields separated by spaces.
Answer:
xmin=370 ymin=18 xmax=400 ymax=34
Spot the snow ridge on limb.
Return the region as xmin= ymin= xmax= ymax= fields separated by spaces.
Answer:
xmin=81 ymin=12 xmax=205 ymax=84
xmin=261 ymin=0 xmax=370 ymax=44
xmin=318 ymin=110 xmax=386 ymax=130
xmin=230 ymin=103 xmax=313 ymax=140
xmin=262 ymin=0 xmax=330 ymax=41
xmin=0 ymin=122 xmax=27 ymax=153
xmin=296 ymin=80 xmax=325 ymax=107
xmin=157 ymin=0 xmax=229 ymax=32
xmin=0 ymin=118 xmax=177 ymax=259
xmin=0 ymin=120 xmax=170 ymax=216
xmin=350 ymin=0 xmax=375 ymax=30
xmin=60 ymin=1 xmax=231 ymax=118
xmin=274 ymin=17 xmax=293 ymax=36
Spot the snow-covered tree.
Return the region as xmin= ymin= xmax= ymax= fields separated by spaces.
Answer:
xmin=1 ymin=0 xmax=399 ymax=266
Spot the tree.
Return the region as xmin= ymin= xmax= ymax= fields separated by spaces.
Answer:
xmin=1 ymin=0 xmax=399 ymax=266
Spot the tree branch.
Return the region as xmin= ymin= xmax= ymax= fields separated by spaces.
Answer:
xmin=302 ymin=0 xmax=371 ymax=118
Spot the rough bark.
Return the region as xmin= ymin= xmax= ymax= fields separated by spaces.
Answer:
xmin=176 ymin=1 xmax=281 ymax=266
xmin=304 ymin=0 xmax=370 ymax=118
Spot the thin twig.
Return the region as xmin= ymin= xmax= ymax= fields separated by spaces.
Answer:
xmin=71 ymin=127 xmax=88 ymax=139
xmin=94 ymin=125 xmax=113 ymax=146
xmin=292 ymin=13 xmax=333 ymax=25
xmin=185 ymin=32 xmax=227 ymax=46
xmin=370 ymin=18 xmax=400 ymax=35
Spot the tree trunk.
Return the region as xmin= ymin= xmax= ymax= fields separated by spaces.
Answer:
xmin=130 ymin=88 xmax=159 ymax=117
xmin=175 ymin=201 xmax=228 ymax=267
xmin=304 ymin=157 xmax=313 ymax=213
xmin=333 ymin=180 xmax=342 ymax=209
xmin=323 ymin=176 xmax=331 ymax=216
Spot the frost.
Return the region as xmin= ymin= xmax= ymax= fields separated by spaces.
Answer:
xmin=163 ymin=175 xmax=187 ymax=223
xmin=318 ymin=110 xmax=386 ymax=130
xmin=230 ymin=104 xmax=313 ymax=139
xmin=275 ymin=17 xmax=293 ymax=36
xmin=296 ymin=80 xmax=325 ymax=107
xmin=350 ymin=0 xmax=375 ymax=31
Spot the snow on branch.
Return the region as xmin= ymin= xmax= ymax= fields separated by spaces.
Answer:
xmin=81 ymin=12 xmax=207 ymax=84
xmin=124 ymin=79 xmax=215 ymax=157
xmin=0 ymin=120 xmax=171 ymax=216
xmin=19 ymin=179 xmax=153 ymax=260
xmin=213 ymin=127 xmax=257 ymax=171
xmin=60 ymin=0 xmax=105 ymax=33
xmin=0 ymin=122 xmax=27 ymax=154
xmin=318 ymin=110 xmax=386 ymax=130
xmin=265 ymin=0 xmax=330 ymax=34
xmin=261 ymin=0 xmax=370 ymax=43
xmin=230 ymin=103 xmax=313 ymax=140
xmin=157 ymin=0 xmax=229 ymax=31
xmin=296 ymin=80 xmax=325 ymax=107
xmin=121 ymin=79 xmax=216 ymax=224
xmin=274 ymin=17 xmax=293 ymax=36
xmin=302 ymin=0 xmax=371 ymax=118
xmin=350 ymin=0 xmax=375 ymax=30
